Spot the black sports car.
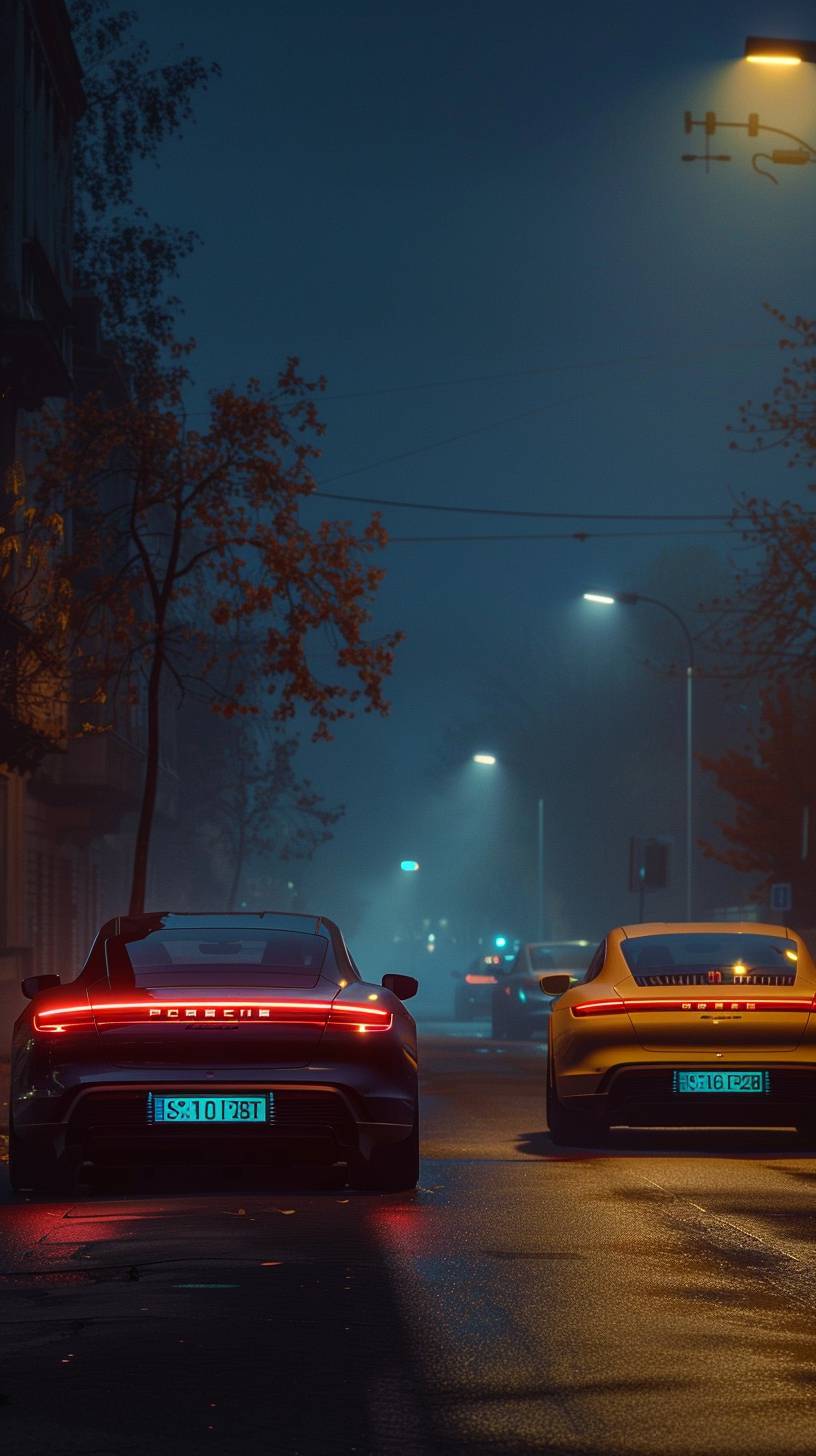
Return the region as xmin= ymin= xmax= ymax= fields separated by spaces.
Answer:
xmin=9 ymin=911 xmax=419 ymax=1194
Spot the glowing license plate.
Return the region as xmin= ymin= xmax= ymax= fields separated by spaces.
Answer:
xmin=674 ymin=1071 xmax=769 ymax=1094
xmin=148 ymin=1093 xmax=271 ymax=1124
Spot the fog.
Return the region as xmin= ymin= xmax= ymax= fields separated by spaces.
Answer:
xmin=132 ymin=0 xmax=816 ymax=1014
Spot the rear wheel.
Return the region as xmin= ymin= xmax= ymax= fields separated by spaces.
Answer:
xmin=454 ymin=987 xmax=473 ymax=1021
xmin=796 ymin=1118 xmax=816 ymax=1150
xmin=349 ymin=1118 xmax=419 ymax=1192
xmin=546 ymin=1042 xmax=607 ymax=1148
xmin=8 ymin=1126 xmax=73 ymax=1196
xmin=492 ymin=997 xmax=508 ymax=1039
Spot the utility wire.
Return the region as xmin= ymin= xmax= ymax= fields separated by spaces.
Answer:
xmin=312 ymin=488 xmax=738 ymax=523
xmin=314 ymin=394 xmax=603 ymax=491
xmin=387 ymin=528 xmax=740 ymax=543
xmin=322 ymin=356 xmax=656 ymax=400
xmin=318 ymin=339 xmax=776 ymax=402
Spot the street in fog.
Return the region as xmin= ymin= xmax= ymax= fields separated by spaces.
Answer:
xmin=4 ymin=1029 xmax=816 ymax=1456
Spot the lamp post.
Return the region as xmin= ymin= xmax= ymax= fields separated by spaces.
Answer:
xmin=472 ymin=753 xmax=545 ymax=940
xmin=583 ymin=591 xmax=696 ymax=921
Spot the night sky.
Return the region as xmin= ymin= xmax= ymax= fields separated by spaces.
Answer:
xmin=132 ymin=0 xmax=816 ymax=990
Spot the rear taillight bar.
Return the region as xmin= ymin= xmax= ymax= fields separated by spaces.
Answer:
xmin=465 ymin=973 xmax=497 ymax=985
xmin=326 ymin=1005 xmax=393 ymax=1033
xmin=33 ymin=1004 xmax=95 ymax=1034
xmin=33 ymin=999 xmax=393 ymax=1034
xmin=572 ymin=997 xmax=816 ymax=1018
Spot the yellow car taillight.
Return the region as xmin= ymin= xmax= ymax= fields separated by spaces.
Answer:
xmin=572 ymin=996 xmax=815 ymax=1018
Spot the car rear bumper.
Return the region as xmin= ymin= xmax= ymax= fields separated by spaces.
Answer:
xmin=558 ymin=1062 xmax=816 ymax=1126
xmin=13 ymin=1075 xmax=416 ymax=1167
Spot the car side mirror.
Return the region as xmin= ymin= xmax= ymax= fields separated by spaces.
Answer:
xmin=21 ymin=974 xmax=61 ymax=1000
xmin=539 ymin=972 xmax=572 ymax=997
xmin=382 ymin=973 xmax=419 ymax=1001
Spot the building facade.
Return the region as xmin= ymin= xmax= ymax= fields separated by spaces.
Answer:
xmin=0 ymin=2 xmax=174 ymax=1037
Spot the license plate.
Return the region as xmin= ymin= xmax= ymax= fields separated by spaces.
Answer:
xmin=148 ymin=1093 xmax=272 ymax=1124
xmin=673 ymin=1070 xmax=769 ymax=1094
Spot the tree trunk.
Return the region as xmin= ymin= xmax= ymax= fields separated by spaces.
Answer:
xmin=226 ymin=818 xmax=246 ymax=911
xmin=129 ymin=637 xmax=164 ymax=914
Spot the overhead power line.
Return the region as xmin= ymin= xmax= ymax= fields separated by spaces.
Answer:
xmin=319 ymin=340 xmax=776 ymax=403
xmin=387 ymin=528 xmax=739 ymax=543
xmin=322 ymin=355 xmax=656 ymax=401
xmin=312 ymin=488 xmax=738 ymax=523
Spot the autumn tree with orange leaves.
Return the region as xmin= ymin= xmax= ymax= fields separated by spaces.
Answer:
xmin=702 ymin=309 xmax=816 ymax=913
xmin=30 ymin=354 xmax=401 ymax=914
xmin=700 ymin=686 xmax=816 ymax=920
xmin=0 ymin=462 xmax=75 ymax=768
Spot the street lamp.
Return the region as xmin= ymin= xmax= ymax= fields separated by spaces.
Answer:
xmin=472 ymin=753 xmax=546 ymax=940
xmin=744 ymin=36 xmax=816 ymax=65
xmin=583 ymin=590 xmax=696 ymax=921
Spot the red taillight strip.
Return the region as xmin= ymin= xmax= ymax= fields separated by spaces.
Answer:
xmin=327 ymin=1005 xmax=393 ymax=1033
xmin=34 ymin=998 xmax=393 ymax=1031
xmin=572 ymin=997 xmax=815 ymax=1018
xmin=465 ymin=973 xmax=497 ymax=985
xmin=33 ymin=1004 xmax=94 ymax=1034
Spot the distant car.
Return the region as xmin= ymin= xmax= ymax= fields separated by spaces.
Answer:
xmin=546 ymin=921 xmax=816 ymax=1146
xmin=9 ymin=911 xmax=420 ymax=1194
xmin=452 ymin=952 xmax=516 ymax=1020
xmin=491 ymin=940 xmax=592 ymax=1040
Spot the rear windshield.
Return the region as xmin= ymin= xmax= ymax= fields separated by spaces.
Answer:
xmin=621 ymin=934 xmax=798 ymax=974
xmin=529 ymin=944 xmax=591 ymax=972
xmin=110 ymin=927 xmax=331 ymax=987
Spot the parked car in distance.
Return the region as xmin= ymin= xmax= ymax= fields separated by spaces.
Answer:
xmin=491 ymin=940 xmax=592 ymax=1040
xmin=452 ymin=952 xmax=516 ymax=1020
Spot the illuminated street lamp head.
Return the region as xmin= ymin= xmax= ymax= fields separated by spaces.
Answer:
xmin=400 ymin=860 xmax=420 ymax=873
xmin=472 ymin=752 xmax=497 ymax=766
xmin=744 ymin=35 xmax=816 ymax=65
xmin=583 ymin=592 xmax=616 ymax=606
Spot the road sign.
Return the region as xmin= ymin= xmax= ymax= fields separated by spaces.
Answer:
xmin=770 ymin=882 xmax=793 ymax=913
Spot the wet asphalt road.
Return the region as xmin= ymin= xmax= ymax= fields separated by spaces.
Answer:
xmin=5 ymin=1026 xmax=816 ymax=1454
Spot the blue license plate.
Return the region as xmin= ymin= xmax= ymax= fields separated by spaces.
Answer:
xmin=674 ymin=1071 xmax=769 ymax=1094
xmin=148 ymin=1093 xmax=272 ymax=1123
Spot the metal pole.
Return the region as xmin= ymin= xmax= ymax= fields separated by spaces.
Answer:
xmin=537 ymin=796 xmax=544 ymax=940
xmin=619 ymin=595 xmax=695 ymax=922
xmin=685 ymin=664 xmax=693 ymax=921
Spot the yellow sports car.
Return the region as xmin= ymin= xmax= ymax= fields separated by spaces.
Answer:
xmin=543 ymin=922 xmax=816 ymax=1145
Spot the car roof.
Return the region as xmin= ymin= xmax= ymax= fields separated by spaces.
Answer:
xmin=524 ymin=939 xmax=592 ymax=949
xmin=617 ymin=921 xmax=793 ymax=939
xmin=101 ymin=911 xmax=333 ymax=937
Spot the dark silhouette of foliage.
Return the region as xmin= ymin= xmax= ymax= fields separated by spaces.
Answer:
xmin=700 ymin=685 xmax=816 ymax=920
xmin=180 ymin=717 xmax=343 ymax=911
xmin=69 ymin=0 xmax=219 ymax=379
xmin=30 ymin=352 xmax=401 ymax=913
xmin=701 ymin=309 xmax=816 ymax=917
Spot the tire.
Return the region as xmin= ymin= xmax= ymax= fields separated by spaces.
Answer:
xmin=8 ymin=1125 xmax=73 ymax=1196
xmin=796 ymin=1119 xmax=816 ymax=1150
xmin=546 ymin=1042 xmax=607 ymax=1148
xmin=454 ymin=989 xmax=473 ymax=1022
xmin=502 ymin=1011 xmax=527 ymax=1042
xmin=349 ymin=1119 xmax=419 ymax=1192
